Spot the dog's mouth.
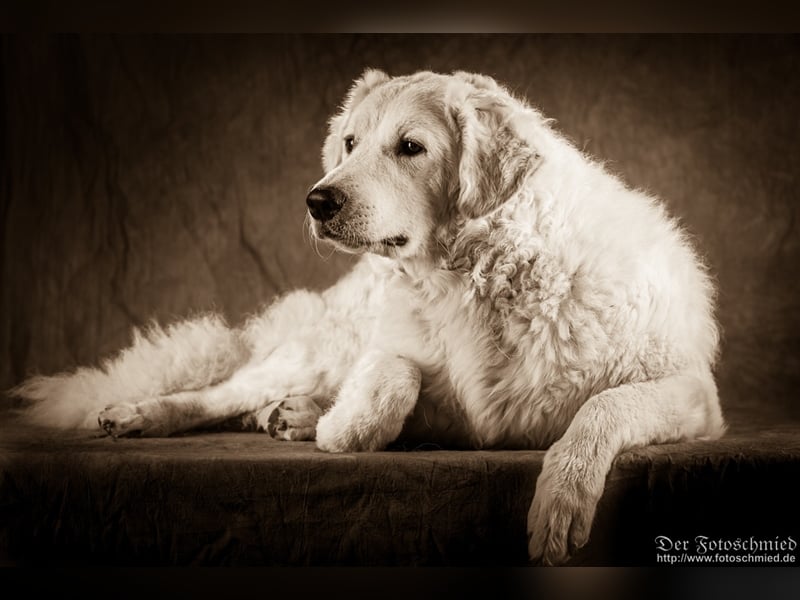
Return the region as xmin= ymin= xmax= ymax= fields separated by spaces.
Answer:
xmin=316 ymin=225 xmax=408 ymax=253
xmin=381 ymin=235 xmax=408 ymax=247
xmin=343 ymin=235 xmax=409 ymax=254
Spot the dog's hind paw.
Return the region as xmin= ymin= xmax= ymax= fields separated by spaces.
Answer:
xmin=98 ymin=404 xmax=149 ymax=438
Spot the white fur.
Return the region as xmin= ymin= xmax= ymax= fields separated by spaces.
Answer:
xmin=10 ymin=314 xmax=248 ymax=429
xmin=10 ymin=70 xmax=725 ymax=565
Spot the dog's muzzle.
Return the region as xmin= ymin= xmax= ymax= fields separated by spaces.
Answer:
xmin=306 ymin=186 xmax=347 ymax=222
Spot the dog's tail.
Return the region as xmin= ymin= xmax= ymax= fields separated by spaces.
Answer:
xmin=8 ymin=314 xmax=250 ymax=429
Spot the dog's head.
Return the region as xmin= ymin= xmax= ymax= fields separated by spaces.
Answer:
xmin=306 ymin=69 xmax=543 ymax=261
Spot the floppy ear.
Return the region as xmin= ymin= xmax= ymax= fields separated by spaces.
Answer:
xmin=452 ymin=70 xmax=504 ymax=92
xmin=321 ymin=68 xmax=391 ymax=172
xmin=450 ymin=82 xmax=542 ymax=219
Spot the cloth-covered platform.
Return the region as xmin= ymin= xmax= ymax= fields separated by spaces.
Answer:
xmin=1 ymin=411 xmax=798 ymax=567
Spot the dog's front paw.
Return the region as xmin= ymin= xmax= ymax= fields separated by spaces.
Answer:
xmin=98 ymin=404 xmax=148 ymax=438
xmin=527 ymin=443 xmax=605 ymax=565
xmin=315 ymin=406 xmax=385 ymax=452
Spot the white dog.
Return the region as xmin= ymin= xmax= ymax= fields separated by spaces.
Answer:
xmin=11 ymin=69 xmax=726 ymax=565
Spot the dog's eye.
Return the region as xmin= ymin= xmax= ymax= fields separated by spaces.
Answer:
xmin=399 ymin=139 xmax=425 ymax=156
xmin=344 ymin=136 xmax=355 ymax=154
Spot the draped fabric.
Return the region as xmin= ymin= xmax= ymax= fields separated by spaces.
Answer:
xmin=1 ymin=416 xmax=798 ymax=566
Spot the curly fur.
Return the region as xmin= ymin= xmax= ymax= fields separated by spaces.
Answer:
xmin=10 ymin=69 xmax=725 ymax=565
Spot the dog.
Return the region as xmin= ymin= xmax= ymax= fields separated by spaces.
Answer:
xmin=11 ymin=69 xmax=726 ymax=565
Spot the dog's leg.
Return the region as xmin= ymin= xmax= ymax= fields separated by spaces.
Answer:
xmin=11 ymin=314 xmax=248 ymax=429
xmin=527 ymin=370 xmax=725 ymax=565
xmin=315 ymin=351 xmax=422 ymax=452
xmin=97 ymin=340 xmax=330 ymax=438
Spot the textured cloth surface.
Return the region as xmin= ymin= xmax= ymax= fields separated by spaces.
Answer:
xmin=1 ymin=413 xmax=798 ymax=566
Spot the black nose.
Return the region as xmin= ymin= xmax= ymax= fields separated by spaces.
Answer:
xmin=306 ymin=187 xmax=345 ymax=222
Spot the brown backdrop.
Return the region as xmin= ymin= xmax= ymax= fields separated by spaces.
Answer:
xmin=2 ymin=34 xmax=798 ymax=426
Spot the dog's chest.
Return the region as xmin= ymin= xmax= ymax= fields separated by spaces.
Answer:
xmin=382 ymin=270 xmax=513 ymax=435
xmin=391 ymin=270 xmax=492 ymax=367
xmin=386 ymin=264 xmax=588 ymax=448
xmin=376 ymin=274 xmax=486 ymax=447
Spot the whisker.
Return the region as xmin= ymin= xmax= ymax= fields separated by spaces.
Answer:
xmin=303 ymin=214 xmax=330 ymax=261
xmin=301 ymin=213 xmax=311 ymax=245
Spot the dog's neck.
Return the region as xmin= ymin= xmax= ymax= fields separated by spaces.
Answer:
xmin=392 ymin=254 xmax=441 ymax=282
xmin=390 ymin=190 xmax=541 ymax=303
